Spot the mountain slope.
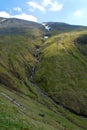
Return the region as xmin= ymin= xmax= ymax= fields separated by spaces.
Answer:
xmin=0 ymin=18 xmax=46 ymax=39
xmin=0 ymin=18 xmax=87 ymax=130
xmin=33 ymin=30 xmax=87 ymax=117
xmin=43 ymin=22 xmax=87 ymax=36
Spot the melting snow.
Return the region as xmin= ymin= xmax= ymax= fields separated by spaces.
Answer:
xmin=45 ymin=25 xmax=50 ymax=31
xmin=42 ymin=23 xmax=51 ymax=31
xmin=0 ymin=19 xmax=7 ymax=23
xmin=44 ymin=35 xmax=48 ymax=39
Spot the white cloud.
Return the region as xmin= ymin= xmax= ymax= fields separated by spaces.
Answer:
xmin=28 ymin=1 xmax=45 ymax=12
xmin=43 ymin=0 xmax=51 ymax=6
xmin=74 ymin=10 xmax=82 ymax=17
xmin=13 ymin=7 xmax=22 ymax=12
xmin=12 ymin=13 xmax=37 ymax=22
xmin=0 ymin=11 xmax=10 ymax=18
xmin=43 ymin=0 xmax=63 ymax=11
xmin=0 ymin=11 xmax=37 ymax=22
xmin=27 ymin=0 xmax=63 ymax=12
xmin=49 ymin=1 xmax=63 ymax=11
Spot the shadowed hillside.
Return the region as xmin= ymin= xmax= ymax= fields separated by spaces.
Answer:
xmin=0 ymin=17 xmax=45 ymax=36
xmin=43 ymin=22 xmax=87 ymax=36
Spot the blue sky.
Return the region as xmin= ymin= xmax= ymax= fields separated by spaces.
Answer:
xmin=0 ymin=0 xmax=87 ymax=25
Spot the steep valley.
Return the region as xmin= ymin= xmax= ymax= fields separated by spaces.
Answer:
xmin=0 ymin=18 xmax=87 ymax=130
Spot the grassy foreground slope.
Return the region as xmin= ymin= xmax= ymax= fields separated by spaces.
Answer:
xmin=1 ymin=83 xmax=87 ymax=130
xmin=33 ymin=30 xmax=87 ymax=117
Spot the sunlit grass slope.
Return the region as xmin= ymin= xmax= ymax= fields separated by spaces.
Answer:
xmin=1 ymin=84 xmax=87 ymax=130
xmin=0 ymin=33 xmax=86 ymax=129
xmin=34 ymin=30 xmax=87 ymax=117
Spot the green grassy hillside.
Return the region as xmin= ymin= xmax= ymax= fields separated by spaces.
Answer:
xmin=0 ymin=18 xmax=87 ymax=130
xmin=0 ymin=18 xmax=44 ymax=94
xmin=33 ymin=30 xmax=87 ymax=117
xmin=0 ymin=35 xmax=86 ymax=130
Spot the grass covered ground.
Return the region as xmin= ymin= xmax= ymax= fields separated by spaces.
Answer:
xmin=1 ymin=83 xmax=87 ymax=130
xmin=33 ymin=30 xmax=87 ymax=117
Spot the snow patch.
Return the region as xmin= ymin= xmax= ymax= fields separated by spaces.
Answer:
xmin=0 ymin=19 xmax=7 ymax=23
xmin=44 ymin=35 xmax=48 ymax=39
xmin=45 ymin=25 xmax=50 ymax=31
xmin=42 ymin=23 xmax=51 ymax=31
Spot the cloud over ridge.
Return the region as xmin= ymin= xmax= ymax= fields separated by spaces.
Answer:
xmin=0 ymin=11 xmax=37 ymax=22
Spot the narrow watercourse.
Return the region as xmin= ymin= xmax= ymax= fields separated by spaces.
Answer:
xmin=30 ymin=23 xmax=49 ymax=81
xmin=29 ymin=47 xmax=39 ymax=81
